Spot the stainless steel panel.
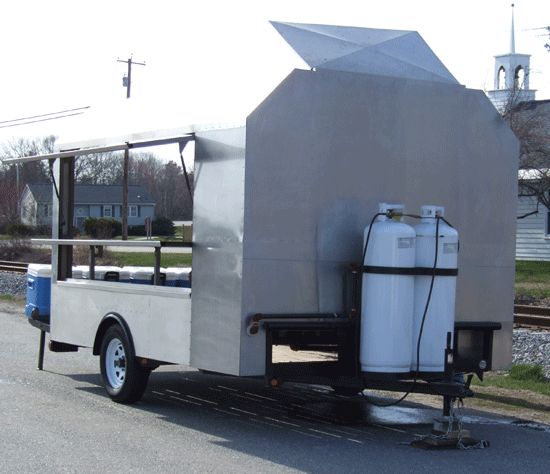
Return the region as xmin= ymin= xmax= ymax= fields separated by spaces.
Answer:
xmin=51 ymin=281 xmax=192 ymax=365
xmin=270 ymin=22 xmax=458 ymax=84
xmin=191 ymin=127 xmax=246 ymax=375
xmin=455 ymin=264 xmax=515 ymax=369
xmin=238 ymin=69 xmax=517 ymax=375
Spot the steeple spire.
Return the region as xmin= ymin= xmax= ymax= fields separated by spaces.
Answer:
xmin=487 ymin=2 xmax=536 ymax=111
xmin=510 ymin=3 xmax=516 ymax=54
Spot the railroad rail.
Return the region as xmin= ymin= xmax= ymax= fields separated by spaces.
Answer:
xmin=0 ymin=260 xmax=29 ymax=273
xmin=514 ymin=305 xmax=550 ymax=329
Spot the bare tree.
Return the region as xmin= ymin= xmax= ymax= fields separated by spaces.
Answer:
xmin=493 ymin=61 xmax=550 ymax=220
xmin=0 ymin=135 xmax=55 ymax=224
xmin=505 ymin=100 xmax=550 ymax=202
xmin=0 ymin=139 xmax=194 ymax=225
xmin=507 ymin=27 xmax=550 ymax=215
xmin=75 ymin=152 xmax=124 ymax=185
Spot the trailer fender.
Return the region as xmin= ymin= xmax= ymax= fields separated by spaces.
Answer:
xmin=93 ymin=313 xmax=134 ymax=356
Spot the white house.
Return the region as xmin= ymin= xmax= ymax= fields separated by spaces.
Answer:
xmin=516 ymin=164 xmax=550 ymax=261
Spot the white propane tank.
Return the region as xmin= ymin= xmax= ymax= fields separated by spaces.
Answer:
xmin=360 ymin=203 xmax=416 ymax=374
xmin=411 ymin=205 xmax=459 ymax=373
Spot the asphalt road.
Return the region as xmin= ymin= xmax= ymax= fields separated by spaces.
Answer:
xmin=2 ymin=302 xmax=550 ymax=473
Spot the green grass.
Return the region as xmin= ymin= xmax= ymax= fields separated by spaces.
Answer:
xmin=0 ymin=294 xmax=16 ymax=302
xmin=515 ymin=286 xmax=550 ymax=300
xmin=515 ymin=260 xmax=550 ymax=284
xmin=515 ymin=260 xmax=550 ymax=300
xmin=111 ymin=252 xmax=192 ymax=267
xmin=473 ymin=364 xmax=550 ymax=397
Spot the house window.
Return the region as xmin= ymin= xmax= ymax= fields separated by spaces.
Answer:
xmin=43 ymin=204 xmax=53 ymax=217
xmin=129 ymin=205 xmax=138 ymax=218
xmin=103 ymin=205 xmax=112 ymax=218
xmin=546 ymin=208 xmax=550 ymax=236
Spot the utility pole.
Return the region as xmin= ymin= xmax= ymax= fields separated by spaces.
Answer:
xmin=117 ymin=55 xmax=145 ymax=239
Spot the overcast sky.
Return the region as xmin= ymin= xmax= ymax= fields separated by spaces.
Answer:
xmin=0 ymin=0 xmax=548 ymax=151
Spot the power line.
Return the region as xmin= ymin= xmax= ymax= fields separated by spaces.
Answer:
xmin=0 ymin=112 xmax=85 ymax=129
xmin=0 ymin=106 xmax=90 ymax=125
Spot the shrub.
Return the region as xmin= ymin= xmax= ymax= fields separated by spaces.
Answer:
xmin=152 ymin=216 xmax=175 ymax=236
xmin=34 ymin=224 xmax=52 ymax=237
xmin=509 ymin=364 xmax=546 ymax=382
xmin=6 ymin=223 xmax=33 ymax=237
xmin=110 ymin=220 xmax=122 ymax=237
xmin=84 ymin=218 xmax=122 ymax=238
xmin=128 ymin=225 xmax=146 ymax=236
xmin=83 ymin=217 xmax=97 ymax=236
xmin=0 ymin=238 xmax=32 ymax=260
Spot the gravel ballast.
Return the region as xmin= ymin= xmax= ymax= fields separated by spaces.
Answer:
xmin=513 ymin=329 xmax=550 ymax=379
xmin=1 ymin=270 xmax=549 ymax=378
xmin=0 ymin=271 xmax=27 ymax=297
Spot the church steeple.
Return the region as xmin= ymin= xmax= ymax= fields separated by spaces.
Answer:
xmin=510 ymin=3 xmax=516 ymax=54
xmin=487 ymin=3 xmax=536 ymax=111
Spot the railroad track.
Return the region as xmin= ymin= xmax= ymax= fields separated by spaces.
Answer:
xmin=0 ymin=260 xmax=29 ymax=273
xmin=514 ymin=305 xmax=550 ymax=329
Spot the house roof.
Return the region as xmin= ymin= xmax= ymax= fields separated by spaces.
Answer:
xmin=26 ymin=184 xmax=155 ymax=205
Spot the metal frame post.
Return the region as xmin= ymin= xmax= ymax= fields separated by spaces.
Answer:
xmin=153 ymin=247 xmax=161 ymax=285
xmin=40 ymin=156 xmax=75 ymax=371
xmin=89 ymin=246 xmax=96 ymax=280
xmin=54 ymin=157 xmax=75 ymax=281
xmin=443 ymin=331 xmax=454 ymax=417
xmin=38 ymin=330 xmax=46 ymax=370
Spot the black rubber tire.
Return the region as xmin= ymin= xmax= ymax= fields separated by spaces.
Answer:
xmin=331 ymin=386 xmax=363 ymax=396
xmin=100 ymin=324 xmax=150 ymax=404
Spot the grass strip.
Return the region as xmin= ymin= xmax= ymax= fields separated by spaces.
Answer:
xmin=516 ymin=260 xmax=550 ymax=284
xmin=473 ymin=364 xmax=550 ymax=397
xmin=111 ymin=251 xmax=192 ymax=267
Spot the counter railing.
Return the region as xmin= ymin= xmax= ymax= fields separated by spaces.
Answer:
xmin=32 ymin=239 xmax=165 ymax=284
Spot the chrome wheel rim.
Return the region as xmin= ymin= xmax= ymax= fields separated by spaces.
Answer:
xmin=105 ymin=338 xmax=126 ymax=389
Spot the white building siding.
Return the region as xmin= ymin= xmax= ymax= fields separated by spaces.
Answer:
xmin=516 ymin=195 xmax=550 ymax=260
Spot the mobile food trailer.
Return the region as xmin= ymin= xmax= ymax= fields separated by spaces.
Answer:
xmin=11 ymin=23 xmax=518 ymax=416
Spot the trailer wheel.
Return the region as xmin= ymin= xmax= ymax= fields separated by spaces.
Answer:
xmin=100 ymin=325 xmax=150 ymax=403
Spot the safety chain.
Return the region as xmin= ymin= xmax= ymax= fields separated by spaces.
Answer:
xmin=452 ymin=399 xmax=489 ymax=450
xmin=414 ymin=398 xmax=489 ymax=449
